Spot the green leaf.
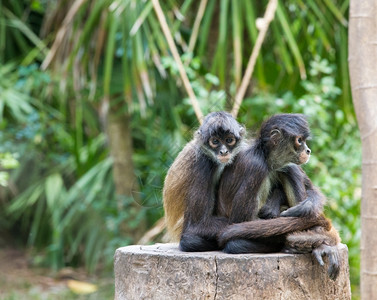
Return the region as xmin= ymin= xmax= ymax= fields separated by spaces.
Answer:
xmin=276 ymin=2 xmax=306 ymax=79
xmin=231 ymin=0 xmax=242 ymax=86
xmin=322 ymin=0 xmax=348 ymax=26
xmin=103 ymin=12 xmax=118 ymax=97
xmin=45 ymin=173 xmax=64 ymax=209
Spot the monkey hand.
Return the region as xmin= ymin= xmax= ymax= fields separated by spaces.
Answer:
xmin=312 ymin=244 xmax=340 ymax=280
xmin=258 ymin=206 xmax=279 ymax=219
xmin=280 ymin=199 xmax=318 ymax=218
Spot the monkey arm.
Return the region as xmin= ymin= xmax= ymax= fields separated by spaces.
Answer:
xmin=280 ymin=185 xmax=325 ymax=218
xmin=258 ymin=184 xmax=287 ymax=219
xmin=280 ymin=166 xmax=325 ymax=218
xmin=218 ymin=214 xmax=330 ymax=247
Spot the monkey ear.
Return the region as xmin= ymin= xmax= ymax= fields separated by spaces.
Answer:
xmin=239 ymin=125 xmax=246 ymax=136
xmin=195 ymin=129 xmax=205 ymax=141
xmin=270 ymin=129 xmax=281 ymax=145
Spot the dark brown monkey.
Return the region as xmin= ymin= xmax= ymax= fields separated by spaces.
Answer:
xmin=217 ymin=114 xmax=341 ymax=279
xmin=163 ymin=111 xmax=246 ymax=251
xmin=256 ymin=165 xmax=341 ymax=280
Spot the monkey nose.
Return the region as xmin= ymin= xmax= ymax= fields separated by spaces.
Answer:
xmin=306 ymin=148 xmax=311 ymax=155
xmin=220 ymin=149 xmax=229 ymax=156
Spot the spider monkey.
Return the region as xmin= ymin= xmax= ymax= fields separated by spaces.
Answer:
xmin=217 ymin=114 xmax=341 ymax=280
xmin=163 ymin=111 xmax=246 ymax=251
xmin=163 ymin=112 xmax=327 ymax=253
xmin=256 ymin=166 xmax=341 ymax=280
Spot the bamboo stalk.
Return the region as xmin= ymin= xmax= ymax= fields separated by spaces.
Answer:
xmin=187 ymin=0 xmax=208 ymax=55
xmin=41 ymin=0 xmax=87 ymax=70
xmin=152 ymin=0 xmax=204 ymax=123
xmin=231 ymin=0 xmax=278 ymax=118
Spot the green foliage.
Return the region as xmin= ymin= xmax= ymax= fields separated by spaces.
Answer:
xmin=0 ymin=0 xmax=360 ymax=293
xmin=0 ymin=64 xmax=120 ymax=272
xmin=0 ymin=0 xmax=47 ymax=62
xmin=0 ymin=152 xmax=19 ymax=186
xmin=161 ymin=54 xmax=227 ymax=116
xmin=194 ymin=0 xmax=351 ymax=116
xmin=0 ymin=64 xmax=35 ymax=124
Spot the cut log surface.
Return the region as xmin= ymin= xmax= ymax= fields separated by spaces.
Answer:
xmin=114 ymin=243 xmax=351 ymax=300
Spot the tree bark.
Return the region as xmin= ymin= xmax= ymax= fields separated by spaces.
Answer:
xmin=115 ymin=243 xmax=351 ymax=300
xmin=349 ymin=2 xmax=377 ymax=299
xmin=106 ymin=106 xmax=146 ymax=241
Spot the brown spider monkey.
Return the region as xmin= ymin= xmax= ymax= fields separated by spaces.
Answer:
xmin=163 ymin=111 xmax=246 ymax=251
xmin=217 ymin=114 xmax=341 ymax=280
xmin=163 ymin=112 xmax=327 ymax=252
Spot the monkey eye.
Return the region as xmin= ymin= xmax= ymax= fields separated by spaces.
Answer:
xmin=209 ymin=138 xmax=220 ymax=148
xmin=295 ymin=137 xmax=303 ymax=148
xmin=225 ymin=137 xmax=236 ymax=146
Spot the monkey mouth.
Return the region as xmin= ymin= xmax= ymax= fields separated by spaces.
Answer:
xmin=218 ymin=155 xmax=231 ymax=164
xmin=299 ymin=154 xmax=310 ymax=164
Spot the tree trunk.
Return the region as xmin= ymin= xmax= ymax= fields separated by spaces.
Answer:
xmin=349 ymin=2 xmax=377 ymax=299
xmin=115 ymin=243 xmax=351 ymax=300
xmin=106 ymin=105 xmax=146 ymax=241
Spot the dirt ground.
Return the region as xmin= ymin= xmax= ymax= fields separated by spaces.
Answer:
xmin=0 ymin=246 xmax=113 ymax=300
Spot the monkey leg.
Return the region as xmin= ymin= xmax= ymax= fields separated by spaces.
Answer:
xmin=179 ymin=232 xmax=220 ymax=252
xmin=283 ymin=225 xmax=340 ymax=252
xmin=282 ymin=226 xmax=341 ymax=280
xmin=179 ymin=217 xmax=229 ymax=252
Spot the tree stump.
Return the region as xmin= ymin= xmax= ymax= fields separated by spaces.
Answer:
xmin=114 ymin=243 xmax=351 ymax=300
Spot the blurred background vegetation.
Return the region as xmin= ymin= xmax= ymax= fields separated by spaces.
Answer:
xmin=0 ymin=0 xmax=359 ymax=298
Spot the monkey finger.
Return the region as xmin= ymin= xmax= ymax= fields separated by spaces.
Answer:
xmin=280 ymin=207 xmax=302 ymax=217
xmin=258 ymin=208 xmax=278 ymax=219
xmin=327 ymin=250 xmax=340 ymax=280
xmin=328 ymin=262 xmax=340 ymax=281
xmin=312 ymin=249 xmax=325 ymax=266
xmin=281 ymin=205 xmax=310 ymax=218
xmin=280 ymin=210 xmax=290 ymax=217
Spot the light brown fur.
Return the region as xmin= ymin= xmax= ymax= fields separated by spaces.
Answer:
xmin=285 ymin=221 xmax=341 ymax=252
xmin=163 ymin=112 xmax=246 ymax=249
xmin=163 ymin=141 xmax=196 ymax=241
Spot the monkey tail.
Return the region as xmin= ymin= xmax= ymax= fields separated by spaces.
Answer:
xmin=218 ymin=215 xmax=330 ymax=246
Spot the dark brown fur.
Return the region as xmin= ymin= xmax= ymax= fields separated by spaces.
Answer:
xmin=163 ymin=111 xmax=245 ymax=250
xmin=163 ymin=113 xmax=340 ymax=279
xmin=217 ymin=114 xmax=341 ymax=279
xmin=219 ymin=215 xmax=331 ymax=241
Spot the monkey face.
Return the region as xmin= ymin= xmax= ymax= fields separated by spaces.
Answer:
xmin=267 ymin=131 xmax=311 ymax=169
xmin=195 ymin=111 xmax=245 ymax=165
xmin=294 ymin=136 xmax=311 ymax=165
xmin=208 ymin=134 xmax=238 ymax=164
